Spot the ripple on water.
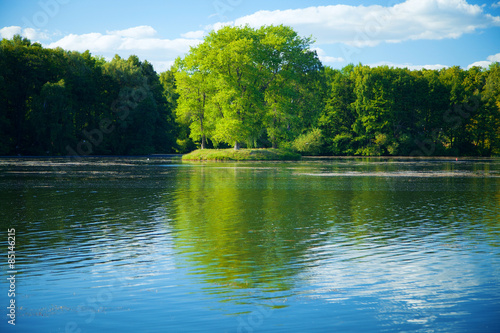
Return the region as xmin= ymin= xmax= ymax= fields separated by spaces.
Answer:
xmin=1 ymin=158 xmax=499 ymax=332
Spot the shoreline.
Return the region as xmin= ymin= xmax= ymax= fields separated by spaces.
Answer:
xmin=181 ymin=148 xmax=301 ymax=161
xmin=0 ymin=154 xmax=498 ymax=161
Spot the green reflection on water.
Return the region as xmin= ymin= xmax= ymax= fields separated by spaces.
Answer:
xmin=1 ymin=158 xmax=500 ymax=331
xmin=171 ymin=165 xmax=319 ymax=294
xmin=168 ymin=160 xmax=500 ymax=298
xmin=1 ymin=158 xmax=500 ymax=296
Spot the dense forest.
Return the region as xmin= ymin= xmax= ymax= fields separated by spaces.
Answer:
xmin=1 ymin=26 xmax=500 ymax=157
xmin=0 ymin=35 xmax=177 ymax=156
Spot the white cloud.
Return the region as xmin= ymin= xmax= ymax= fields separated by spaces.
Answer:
xmin=107 ymin=25 xmax=157 ymax=38
xmin=206 ymin=0 xmax=500 ymax=47
xmin=0 ymin=26 xmax=50 ymax=40
xmin=48 ymin=33 xmax=120 ymax=52
xmin=368 ymin=61 xmax=448 ymax=71
xmin=492 ymin=2 xmax=500 ymax=8
xmin=312 ymin=47 xmax=344 ymax=64
xmin=45 ymin=26 xmax=203 ymax=73
xmin=49 ymin=33 xmax=200 ymax=54
xmin=181 ymin=30 xmax=205 ymax=39
xmin=467 ymin=60 xmax=492 ymax=68
xmin=467 ymin=53 xmax=500 ymax=69
xmin=487 ymin=53 xmax=500 ymax=62
xmin=151 ymin=60 xmax=176 ymax=73
xmin=0 ymin=26 xmax=22 ymax=38
xmin=320 ymin=55 xmax=345 ymax=64
xmin=23 ymin=27 xmax=50 ymax=40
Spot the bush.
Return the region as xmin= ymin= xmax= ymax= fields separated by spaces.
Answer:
xmin=330 ymin=133 xmax=355 ymax=156
xmin=291 ymin=128 xmax=323 ymax=155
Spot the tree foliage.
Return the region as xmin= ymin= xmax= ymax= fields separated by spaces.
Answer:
xmin=1 ymin=30 xmax=500 ymax=157
xmin=174 ymin=25 xmax=324 ymax=149
xmin=318 ymin=63 xmax=500 ymax=156
xmin=0 ymin=36 xmax=177 ymax=156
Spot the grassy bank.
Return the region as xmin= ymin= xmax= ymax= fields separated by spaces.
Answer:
xmin=182 ymin=148 xmax=301 ymax=161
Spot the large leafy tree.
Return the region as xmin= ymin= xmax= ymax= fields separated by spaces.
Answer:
xmin=31 ymin=79 xmax=73 ymax=154
xmin=259 ymin=25 xmax=324 ymax=148
xmin=174 ymin=58 xmax=215 ymax=149
xmin=103 ymin=55 xmax=177 ymax=154
xmin=476 ymin=63 xmax=500 ymax=155
xmin=174 ymin=25 xmax=323 ymax=149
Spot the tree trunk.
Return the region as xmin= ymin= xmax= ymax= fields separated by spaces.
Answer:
xmin=201 ymin=134 xmax=206 ymax=149
xmin=234 ymin=142 xmax=240 ymax=150
xmin=200 ymin=114 xmax=205 ymax=149
xmin=271 ymin=112 xmax=277 ymax=149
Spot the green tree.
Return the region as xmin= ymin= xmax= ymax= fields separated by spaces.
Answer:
xmin=352 ymin=65 xmax=396 ymax=155
xmin=0 ymin=44 xmax=12 ymax=155
xmin=319 ymin=65 xmax=357 ymax=155
xmin=174 ymin=25 xmax=323 ymax=150
xmin=174 ymin=58 xmax=215 ymax=149
xmin=258 ymin=25 xmax=324 ymax=148
xmin=103 ymin=55 xmax=177 ymax=154
xmin=478 ymin=63 xmax=500 ymax=155
xmin=200 ymin=25 xmax=266 ymax=149
xmin=161 ymin=68 xmax=195 ymax=153
xmin=30 ymin=79 xmax=74 ymax=154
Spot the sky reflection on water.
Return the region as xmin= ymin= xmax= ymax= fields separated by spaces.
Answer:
xmin=0 ymin=157 xmax=499 ymax=332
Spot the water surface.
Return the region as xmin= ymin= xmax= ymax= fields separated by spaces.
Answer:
xmin=1 ymin=157 xmax=499 ymax=332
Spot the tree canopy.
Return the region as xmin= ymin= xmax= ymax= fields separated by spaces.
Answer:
xmin=174 ymin=25 xmax=324 ymax=149
xmin=1 ymin=28 xmax=500 ymax=157
xmin=318 ymin=64 xmax=500 ymax=156
xmin=0 ymin=36 xmax=177 ymax=156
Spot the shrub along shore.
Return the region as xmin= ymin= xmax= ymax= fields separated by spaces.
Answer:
xmin=182 ymin=149 xmax=301 ymax=161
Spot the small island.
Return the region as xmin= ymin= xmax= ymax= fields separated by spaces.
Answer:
xmin=182 ymin=148 xmax=301 ymax=161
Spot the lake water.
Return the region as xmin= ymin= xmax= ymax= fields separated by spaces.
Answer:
xmin=1 ymin=157 xmax=500 ymax=332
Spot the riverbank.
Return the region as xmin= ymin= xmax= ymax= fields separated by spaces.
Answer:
xmin=182 ymin=148 xmax=301 ymax=161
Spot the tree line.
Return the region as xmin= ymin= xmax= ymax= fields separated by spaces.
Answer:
xmin=1 ymin=26 xmax=500 ymax=157
xmin=319 ymin=63 xmax=500 ymax=156
xmin=0 ymin=35 xmax=177 ymax=156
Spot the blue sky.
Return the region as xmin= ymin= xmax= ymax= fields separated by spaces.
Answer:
xmin=1 ymin=0 xmax=500 ymax=72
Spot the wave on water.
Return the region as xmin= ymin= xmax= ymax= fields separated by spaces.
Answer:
xmin=297 ymin=171 xmax=500 ymax=178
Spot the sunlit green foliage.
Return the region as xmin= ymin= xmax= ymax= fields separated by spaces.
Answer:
xmin=289 ymin=128 xmax=323 ymax=155
xmin=1 ymin=31 xmax=500 ymax=157
xmin=174 ymin=25 xmax=324 ymax=150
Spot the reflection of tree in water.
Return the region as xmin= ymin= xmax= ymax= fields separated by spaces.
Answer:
xmin=170 ymin=163 xmax=500 ymax=300
xmin=169 ymin=164 xmax=402 ymax=301
xmin=170 ymin=165 xmax=336 ymax=298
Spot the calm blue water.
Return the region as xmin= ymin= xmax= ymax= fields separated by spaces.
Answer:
xmin=1 ymin=157 xmax=499 ymax=332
